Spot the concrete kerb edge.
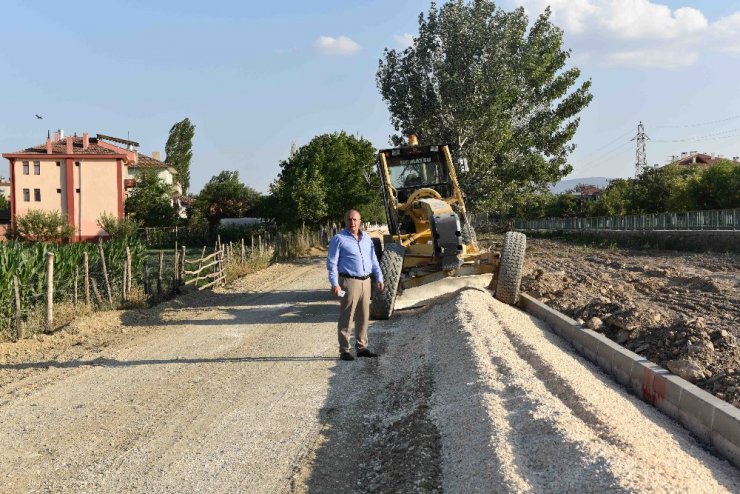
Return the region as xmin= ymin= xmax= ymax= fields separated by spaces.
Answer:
xmin=517 ymin=293 xmax=740 ymax=469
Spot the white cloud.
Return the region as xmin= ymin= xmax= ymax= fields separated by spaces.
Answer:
xmin=514 ymin=1 xmax=740 ymax=68
xmin=711 ymin=12 xmax=740 ymax=53
xmin=314 ymin=35 xmax=361 ymax=56
xmin=393 ymin=33 xmax=414 ymax=48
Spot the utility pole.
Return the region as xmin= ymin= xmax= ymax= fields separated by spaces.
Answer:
xmin=631 ymin=121 xmax=650 ymax=177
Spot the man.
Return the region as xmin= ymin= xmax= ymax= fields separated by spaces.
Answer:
xmin=327 ymin=209 xmax=384 ymax=361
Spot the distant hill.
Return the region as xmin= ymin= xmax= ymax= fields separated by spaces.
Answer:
xmin=549 ymin=177 xmax=612 ymax=194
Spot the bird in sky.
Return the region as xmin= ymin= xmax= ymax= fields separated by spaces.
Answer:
xmin=35 ymin=114 xmax=43 ymax=119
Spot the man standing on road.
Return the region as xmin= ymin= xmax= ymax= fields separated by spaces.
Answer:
xmin=327 ymin=209 xmax=384 ymax=361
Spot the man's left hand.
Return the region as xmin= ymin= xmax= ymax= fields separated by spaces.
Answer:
xmin=376 ymin=281 xmax=384 ymax=292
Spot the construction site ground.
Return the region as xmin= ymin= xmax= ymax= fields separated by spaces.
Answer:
xmin=0 ymin=256 xmax=738 ymax=492
xmin=479 ymin=234 xmax=739 ymax=407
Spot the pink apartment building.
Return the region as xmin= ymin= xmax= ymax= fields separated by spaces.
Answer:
xmin=2 ymin=131 xmax=174 ymax=242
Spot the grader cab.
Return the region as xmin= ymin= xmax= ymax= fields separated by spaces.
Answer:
xmin=370 ymin=136 xmax=526 ymax=320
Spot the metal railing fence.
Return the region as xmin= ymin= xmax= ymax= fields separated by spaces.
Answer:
xmin=513 ymin=208 xmax=739 ymax=231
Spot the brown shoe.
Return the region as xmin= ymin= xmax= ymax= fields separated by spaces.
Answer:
xmin=340 ymin=352 xmax=355 ymax=361
xmin=356 ymin=349 xmax=378 ymax=358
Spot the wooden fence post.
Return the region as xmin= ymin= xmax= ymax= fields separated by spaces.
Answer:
xmin=241 ymin=238 xmax=245 ymax=263
xmin=143 ymin=259 xmax=150 ymax=295
xmin=91 ymin=279 xmax=104 ymax=306
xmin=157 ymin=251 xmax=164 ymax=295
xmin=13 ymin=275 xmax=22 ymax=341
xmin=98 ymin=240 xmax=113 ymax=305
xmin=121 ymin=255 xmax=128 ymax=303
xmin=74 ymin=267 xmax=79 ymax=314
xmin=173 ymin=249 xmax=179 ymax=293
xmin=46 ymin=251 xmax=54 ymax=330
xmin=181 ymin=245 xmax=186 ymax=282
xmin=126 ymin=246 xmax=132 ymax=296
xmin=83 ymin=251 xmax=90 ymax=308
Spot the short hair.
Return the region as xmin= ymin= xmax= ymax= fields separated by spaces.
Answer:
xmin=344 ymin=209 xmax=361 ymax=220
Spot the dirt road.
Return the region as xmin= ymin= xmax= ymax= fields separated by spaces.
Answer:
xmin=0 ymin=258 xmax=737 ymax=492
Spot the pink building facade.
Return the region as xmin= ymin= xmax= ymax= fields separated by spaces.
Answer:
xmin=2 ymin=131 xmax=127 ymax=241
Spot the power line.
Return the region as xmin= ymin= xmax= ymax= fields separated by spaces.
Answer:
xmin=655 ymin=113 xmax=740 ymax=129
xmin=651 ymin=126 xmax=740 ymax=143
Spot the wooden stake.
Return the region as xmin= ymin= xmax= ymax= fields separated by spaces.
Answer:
xmin=98 ymin=240 xmax=113 ymax=305
xmin=46 ymin=251 xmax=54 ymax=330
xmin=122 ymin=255 xmax=128 ymax=303
xmin=241 ymin=238 xmax=245 ymax=263
xmin=83 ymin=251 xmax=90 ymax=308
xmin=13 ymin=275 xmax=22 ymax=341
xmin=74 ymin=267 xmax=79 ymax=314
xmin=126 ymin=245 xmax=132 ymax=295
xmin=91 ymin=278 xmax=104 ymax=306
xmin=181 ymin=245 xmax=186 ymax=282
xmin=157 ymin=251 xmax=164 ymax=295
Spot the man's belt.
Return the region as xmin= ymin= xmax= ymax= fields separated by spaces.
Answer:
xmin=339 ymin=273 xmax=370 ymax=280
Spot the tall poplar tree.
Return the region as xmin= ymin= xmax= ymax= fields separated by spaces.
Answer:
xmin=377 ymin=1 xmax=593 ymax=212
xmin=165 ymin=118 xmax=195 ymax=194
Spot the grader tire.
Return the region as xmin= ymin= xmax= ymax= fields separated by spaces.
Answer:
xmin=495 ymin=231 xmax=526 ymax=305
xmin=370 ymin=243 xmax=405 ymax=320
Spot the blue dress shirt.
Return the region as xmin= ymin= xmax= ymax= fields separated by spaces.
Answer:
xmin=327 ymin=229 xmax=384 ymax=287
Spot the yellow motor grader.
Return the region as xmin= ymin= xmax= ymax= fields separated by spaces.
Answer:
xmin=370 ymin=136 xmax=526 ymax=319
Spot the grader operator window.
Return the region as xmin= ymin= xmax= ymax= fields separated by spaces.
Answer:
xmin=386 ymin=151 xmax=448 ymax=191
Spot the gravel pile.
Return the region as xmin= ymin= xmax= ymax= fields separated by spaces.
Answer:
xmin=379 ymin=287 xmax=739 ymax=492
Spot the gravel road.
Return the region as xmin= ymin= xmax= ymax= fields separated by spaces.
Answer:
xmin=0 ymin=258 xmax=737 ymax=493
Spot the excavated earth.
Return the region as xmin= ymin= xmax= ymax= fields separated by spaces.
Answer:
xmin=481 ymin=235 xmax=740 ymax=407
xmin=0 ymin=256 xmax=738 ymax=492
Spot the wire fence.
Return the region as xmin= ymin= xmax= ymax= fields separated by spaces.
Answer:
xmin=513 ymin=208 xmax=740 ymax=232
xmin=1 ymin=223 xmax=344 ymax=341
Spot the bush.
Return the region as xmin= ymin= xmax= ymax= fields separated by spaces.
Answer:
xmin=10 ymin=210 xmax=75 ymax=242
xmin=98 ymin=213 xmax=142 ymax=240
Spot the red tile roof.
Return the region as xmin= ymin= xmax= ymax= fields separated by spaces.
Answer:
xmin=7 ymin=137 xmax=125 ymax=156
xmin=130 ymin=152 xmax=174 ymax=170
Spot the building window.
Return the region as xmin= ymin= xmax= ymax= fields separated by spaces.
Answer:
xmin=75 ymin=161 xmax=81 ymax=167
xmin=56 ymin=161 xmax=61 ymax=167
xmin=57 ymin=188 xmax=62 ymax=193
xmin=23 ymin=188 xmax=30 ymax=202
xmin=34 ymin=189 xmax=41 ymax=202
xmin=22 ymin=161 xmax=29 ymax=175
xmin=33 ymin=161 xmax=40 ymax=175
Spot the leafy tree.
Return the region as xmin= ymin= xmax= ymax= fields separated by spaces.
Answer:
xmin=193 ymin=171 xmax=261 ymax=233
xmin=11 ymin=210 xmax=74 ymax=242
xmin=165 ymin=117 xmax=195 ymax=193
xmin=589 ymin=179 xmax=632 ymax=216
xmin=269 ymin=132 xmax=384 ymax=226
xmin=0 ymin=194 xmax=9 ymax=210
xmin=98 ymin=213 xmax=141 ymax=240
xmin=377 ymin=1 xmax=592 ymax=212
xmin=690 ymin=160 xmax=740 ymax=210
xmin=630 ymin=165 xmax=700 ymax=214
xmin=125 ymin=170 xmax=178 ymax=227
xmin=547 ymin=193 xmax=580 ymax=218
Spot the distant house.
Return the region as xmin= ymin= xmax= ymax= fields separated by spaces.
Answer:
xmin=2 ymin=131 xmax=130 ymax=241
xmin=571 ymin=184 xmax=603 ymax=201
xmin=670 ymin=151 xmax=740 ymax=168
xmin=2 ymin=131 xmax=183 ymax=241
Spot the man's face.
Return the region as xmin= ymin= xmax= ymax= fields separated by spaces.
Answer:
xmin=345 ymin=212 xmax=361 ymax=233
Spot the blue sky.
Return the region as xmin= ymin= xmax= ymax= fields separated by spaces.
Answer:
xmin=2 ymin=0 xmax=739 ymax=194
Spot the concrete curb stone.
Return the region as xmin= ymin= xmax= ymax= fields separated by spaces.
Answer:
xmin=518 ymin=293 xmax=740 ymax=469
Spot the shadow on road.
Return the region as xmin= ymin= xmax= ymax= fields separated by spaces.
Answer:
xmin=0 ymin=355 xmax=337 ymax=371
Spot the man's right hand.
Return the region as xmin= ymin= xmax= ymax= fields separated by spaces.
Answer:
xmin=331 ymin=285 xmax=341 ymax=297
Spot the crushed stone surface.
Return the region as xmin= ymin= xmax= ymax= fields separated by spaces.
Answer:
xmin=482 ymin=235 xmax=740 ymax=406
xmin=0 ymin=258 xmax=737 ymax=492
